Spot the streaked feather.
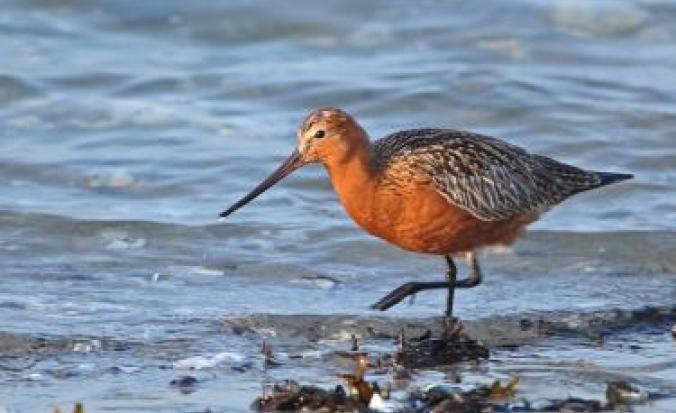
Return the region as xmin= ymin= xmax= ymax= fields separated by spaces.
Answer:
xmin=373 ymin=129 xmax=624 ymax=221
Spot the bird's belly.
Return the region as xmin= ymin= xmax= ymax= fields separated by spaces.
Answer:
xmin=349 ymin=184 xmax=535 ymax=255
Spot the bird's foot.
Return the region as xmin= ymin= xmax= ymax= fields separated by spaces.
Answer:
xmin=370 ymin=282 xmax=422 ymax=311
xmin=371 ymin=281 xmax=450 ymax=311
xmin=441 ymin=317 xmax=463 ymax=341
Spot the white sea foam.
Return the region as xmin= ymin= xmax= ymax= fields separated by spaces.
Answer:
xmin=551 ymin=1 xmax=648 ymax=37
xmin=100 ymin=229 xmax=147 ymax=250
xmin=85 ymin=170 xmax=138 ymax=189
xmin=172 ymin=351 xmax=246 ymax=370
xmin=72 ymin=339 xmax=102 ymax=353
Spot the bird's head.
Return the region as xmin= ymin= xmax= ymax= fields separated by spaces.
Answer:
xmin=296 ymin=107 xmax=366 ymax=163
xmin=219 ymin=107 xmax=366 ymax=218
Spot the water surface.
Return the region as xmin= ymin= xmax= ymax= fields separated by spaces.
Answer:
xmin=1 ymin=0 xmax=675 ymax=411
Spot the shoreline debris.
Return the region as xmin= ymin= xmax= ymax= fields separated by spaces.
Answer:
xmin=396 ymin=321 xmax=489 ymax=368
xmin=170 ymin=375 xmax=198 ymax=394
xmin=248 ymin=322 xmax=660 ymax=413
xmin=52 ymin=402 xmax=84 ymax=413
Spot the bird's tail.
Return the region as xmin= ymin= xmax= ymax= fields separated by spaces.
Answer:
xmin=595 ymin=171 xmax=633 ymax=187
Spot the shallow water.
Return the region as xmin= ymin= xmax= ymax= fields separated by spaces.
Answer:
xmin=1 ymin=0 xmax=675 ymax=411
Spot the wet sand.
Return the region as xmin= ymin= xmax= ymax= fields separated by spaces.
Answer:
xmin=4 ymin=306 xmax=673 ymax=412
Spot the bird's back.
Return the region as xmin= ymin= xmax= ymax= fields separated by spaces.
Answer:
xmin=372 ymin=128 xmax=632 ymax=221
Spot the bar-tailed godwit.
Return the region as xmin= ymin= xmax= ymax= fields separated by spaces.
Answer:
xmin=220 ymin=108 xmax=632 ymax=318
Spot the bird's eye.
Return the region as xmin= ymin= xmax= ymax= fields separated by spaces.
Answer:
xmin=313 ymin=130 xmax=326 ymax=139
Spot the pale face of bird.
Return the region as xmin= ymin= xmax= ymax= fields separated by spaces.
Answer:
xmin=296 ymin=107 xmax=361 ymax=165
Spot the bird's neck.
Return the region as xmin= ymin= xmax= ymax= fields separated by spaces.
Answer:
xmin=323 ymin=139 xmax=378 ymax=226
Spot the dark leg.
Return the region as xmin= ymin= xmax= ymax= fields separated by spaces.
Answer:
xmin=457 ymin=251 xmax=482 ymax=288
xmin=445 ymin=256 xmax=457 ymax=318
xmin=371 ymin=252 xmax=483 ymax=313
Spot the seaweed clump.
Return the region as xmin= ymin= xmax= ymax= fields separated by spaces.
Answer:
xmin=405 ymin=379 xmax=652 ymax=413
xmin=53 ymin=402 xmax=84 ymax=413
xmin=251 ymin=379 xmax=359 ymax=412
xmin=395 ymin=321 xmax=489 ymax=368
xmin=253 ymin=354 xmax=380 ymax=412
xmin=251 ymin=377 xmax=654 ymax=413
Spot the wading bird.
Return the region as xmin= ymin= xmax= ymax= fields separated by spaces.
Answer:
xmin=220 ymin=108 xmax=632 ymax=319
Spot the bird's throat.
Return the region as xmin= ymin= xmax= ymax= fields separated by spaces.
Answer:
xmin=323 ymin=144 xmax=378 ymax=227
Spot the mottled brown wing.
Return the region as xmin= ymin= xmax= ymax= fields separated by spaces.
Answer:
xmin=373 ymin=129 xmax=604 ymax=221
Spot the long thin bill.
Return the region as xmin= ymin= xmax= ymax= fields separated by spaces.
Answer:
xmin=219 ymin=150 xmax=303 ymax=218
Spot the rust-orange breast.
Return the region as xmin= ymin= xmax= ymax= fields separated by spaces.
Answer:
xmin=343 ymin=179 xmax=536 ymax=255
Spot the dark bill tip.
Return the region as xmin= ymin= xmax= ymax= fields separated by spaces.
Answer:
xmin=219 ymin=150 xmax=303 ymax=219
